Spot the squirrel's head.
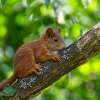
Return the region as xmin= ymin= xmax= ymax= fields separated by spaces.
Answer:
xmin=43 ymin=27 xmax=65 ymax=51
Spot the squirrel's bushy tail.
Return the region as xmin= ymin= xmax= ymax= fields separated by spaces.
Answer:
xmin=0 ymin=73 xmax=16 ymax=90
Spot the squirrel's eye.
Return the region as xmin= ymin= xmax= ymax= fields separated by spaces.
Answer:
xmin=54 ymin=39 xmax=58 ymax=42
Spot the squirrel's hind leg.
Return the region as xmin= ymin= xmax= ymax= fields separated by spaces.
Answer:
xmin=15 ymin=48 xmax=42 ymax=78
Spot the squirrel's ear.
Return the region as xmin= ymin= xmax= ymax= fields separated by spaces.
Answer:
xmin=46 ymin=27 xmax=54 ymax=38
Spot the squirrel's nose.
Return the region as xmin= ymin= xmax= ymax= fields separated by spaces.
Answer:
xmin=62 ymin=44 xmax=65 ymax=49
xmin=62 ymin=41 xmax=66 ymax=48
xmin=58 ymin=44 xmax=65 ymax=49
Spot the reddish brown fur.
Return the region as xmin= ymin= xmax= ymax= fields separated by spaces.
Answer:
xmin=0 ymin=28 xmax=65 ymax=90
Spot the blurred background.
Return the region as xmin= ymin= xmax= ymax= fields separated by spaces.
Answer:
xmin=0 ymin=0 xmax=100 ymax=100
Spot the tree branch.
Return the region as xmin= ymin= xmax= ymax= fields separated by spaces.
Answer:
xmin=4 ymin=23 xmax=100 ymax=99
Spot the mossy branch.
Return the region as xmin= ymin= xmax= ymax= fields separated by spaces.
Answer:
xmin=2 ymin=23 xmax=100 ymax=100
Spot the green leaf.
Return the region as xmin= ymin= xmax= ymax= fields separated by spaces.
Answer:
xmin=2 ymin=86 xmax=16 ymax=96
xmin=0 ymin=0 xmax=7 ymax=8
xmin=27 ymin=0 xmax=34 ymax=5
xmin=44 ymin=0 xmax=50 ymax=6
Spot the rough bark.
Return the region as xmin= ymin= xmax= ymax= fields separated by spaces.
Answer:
xmin=3 ymin=23 xmax=100 ymax=100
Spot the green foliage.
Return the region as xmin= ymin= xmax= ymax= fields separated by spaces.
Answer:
xmin=0 ymin=0 xmax=100 ymax=100
xmin=0 ymin=0 xmax=7 ymax=8
xmin=2 ymin=86 xmax=16 ymax=96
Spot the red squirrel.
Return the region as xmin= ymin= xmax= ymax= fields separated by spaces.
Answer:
xmin=0 ymin=27 xmax=65 ymax=90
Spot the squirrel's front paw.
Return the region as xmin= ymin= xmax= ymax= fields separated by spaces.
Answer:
xmin=51 ymin=55 xmax=62 ymax=61
xmin=33 ymin=64 xmax=42 ymax=74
